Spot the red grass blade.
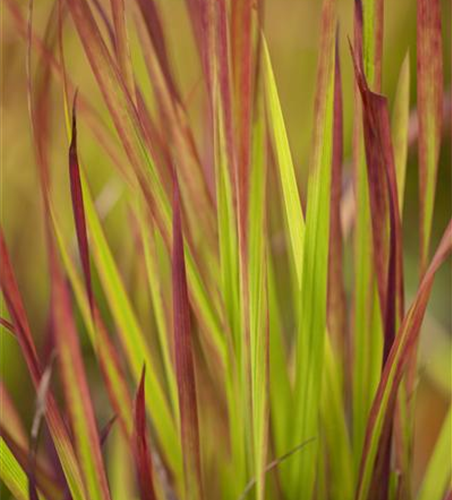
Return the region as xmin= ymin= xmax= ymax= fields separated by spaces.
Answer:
xmin=417 ymin=0 xmax=443 ymax=276
xmin=350 ymin=22 xmax=405 ymax=364
xmin=133 ymin=367 xmax=157 ymax=500
xmin=134 ymin=0 xmax=179 ymax=101
xmin=100 ymin=416 xmax=117 ymax=448
xmin=69 ymin=94 xmax=94 ymax=313
xmin=0 ymin=317 xmax=16 ymax=336
xmin=172 ymin=174 xmax=203 ymax=500
xmin=351 ymin=13 xmax=405 ymax=495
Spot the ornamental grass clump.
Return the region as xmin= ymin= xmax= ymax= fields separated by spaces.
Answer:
xmin=0 ymin=0 xmax=450 ymax=499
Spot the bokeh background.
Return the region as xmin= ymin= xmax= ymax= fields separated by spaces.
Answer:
xmin=1 ymin=0 xmax=451 ymax=495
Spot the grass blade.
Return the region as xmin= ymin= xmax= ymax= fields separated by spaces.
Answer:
xmin=327 ymin=34 xmax=347 ymax=367
xmin=351 ymin=0 xmax=385 ymax=472
xmin=0 ymin=438 xmax=47 ymax=500
xmin=417 ymin=0 xmax=444 ymax=275
xmin=263 ymin=38 xmax=305 ymax=287
xmin=133 ymin=367 xmax=157 ymax=500
xmin=356 ymin=220 xmax=452 ymax=500
xmin=248 ymin=92 xmax=269 ymax=500
xmin=0 ymin=230 xmax=86 ymax=500
xmin=68 ymin=95 xmax=93 ymax=313
xmin=172 ymin=174 xmax=203 ymax=500
xmin=51 ymin=264 xmax=111 ymax=500
xmin=391 ymin=53 xmax=410 ymax=216
xmin=291 ymin=1 xmax=337 ymax=497
xmin=0 ymin=428 xmax=62 ymax=500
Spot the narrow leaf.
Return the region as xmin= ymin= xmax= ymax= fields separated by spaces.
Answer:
xmin=263 ymin=38 xmax=305 ymax=286
xmin=291 ymin=1 xmax=337 ymax=497
xmin=391 ymin=53 xmax=410 ymax=216
xmin=51 ymin=264 xmax=111 ymax=500
xmin=68 ymin=94 xmax=93 ymax=313
xmin=133 ymin=367 xmax=157 ymax=500
xmin=417 ymin=0 xmax=443 ymax=274
xmin=0 ymin=229 xmax=86 ymax=500
xmin=356 ymin=220 xmax=452 ymax=500
xmin=172 ymin=174 xmax=203 ymax=500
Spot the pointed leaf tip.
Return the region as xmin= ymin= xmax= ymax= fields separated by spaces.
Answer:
xmin=133 ymin=366 xmax=157 ymax=500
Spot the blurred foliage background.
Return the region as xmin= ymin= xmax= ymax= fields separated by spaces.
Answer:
xmin=1 ymin=0 xmax=450 ymax=494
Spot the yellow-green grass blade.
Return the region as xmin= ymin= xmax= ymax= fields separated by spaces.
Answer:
xmin=267 ymin=254 xmax=292 ymax=459
xmin=214 ymin=97 xmax=241 ymax=357
xmin=321 ymin=334 xmax=353 ymax=499
xmin=263 ymin=36 xmax=305 ymax=288
xmin=356 ymin=221 xmax=452 ymax=500
xmin=391 ymin=53 xmax=410 ymax=217
xmin=417 ymin=405 xmax=452 ymax=500
xmin=213 ymin=80 xmax=248 ymax=498
xmin=136 ymin=206 xmax=178 ymax=417
xmin=80 ymin=170 xmax=182 ymax=479
xmin=248 ymin=94 xmax=269 ymax=500
xmin=49 ymin=203 xmax=134 ymax=437
xmin=291 ymin=1 xmax=337 ymax=497
xmin=0 ymin=438 xmax=46 ymax=500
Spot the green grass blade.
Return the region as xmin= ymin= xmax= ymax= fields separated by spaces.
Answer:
xmin=0 ymin=438 xmax=46 ymax=500
xmin=248 ymin=94 xmax=269 ymax=500
xmin=391 ymin=53 xmax=410 ymax=216
xmin=49 ymin=203 xmax=134 ymax=437
xmin=136 ymin=207 xmax=179 ymax=416
xmin=356 ymin=221 xmax=452 ymax=500
xmin=321 ymin=334 xmax=353 ymax=499
xmin=291 ymin=1 xmax=337 ymax=497
xmin=263 ymin=37 xmax=305 ymax=288
xmin=80 ymin=171 xmax=182 ymax=478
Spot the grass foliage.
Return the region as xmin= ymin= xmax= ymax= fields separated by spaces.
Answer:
xmin=1 ymin=0 xmax=450 ymax=499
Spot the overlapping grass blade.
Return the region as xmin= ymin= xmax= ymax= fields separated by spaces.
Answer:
xmin=136 ymin=207 xmax=178 ymax=415
xmin=356 ymin=220 xmax=452 ymax=500
xmin=172 ymin=175 xmax=203 ymax=500
xmin=0 ymin=231 xmax=86 ymax=500
xmin=290 ymin=1 xmax=337 ymax=497
xmin=133 ymin=367 xmax=157 ymax=500
xmin=80 ymin=171 xmax=181 ymax=475
xmin=51 ymin=261 xmax=111 ymax=500
xmin=351 ymin=0 xmax=385 ymax=472
xmin=0 ymin=426 xmax=63 ymax=500
xmin=0 ymin=438 xmax=46 ymax=500
xmin=263 ymin=38 xmax=305 ymax=286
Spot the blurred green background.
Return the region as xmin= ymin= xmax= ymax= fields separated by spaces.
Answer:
xmin=1 ymin=0 xmax=450 ymax=494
